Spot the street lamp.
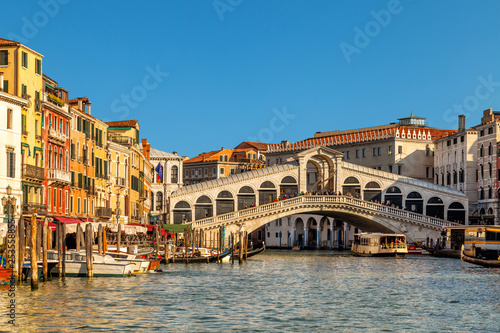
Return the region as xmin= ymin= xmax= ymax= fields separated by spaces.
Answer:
xmin=2 ymin=185 xmax=17 ymax=224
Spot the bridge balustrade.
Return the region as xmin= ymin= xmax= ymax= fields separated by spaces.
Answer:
xmin=186 ymin=195 xmax=462 ymax=230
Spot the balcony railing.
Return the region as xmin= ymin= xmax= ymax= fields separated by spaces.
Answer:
xmin=48 ymin=128 xmax=67 ymax=143
xmin=35 ymin=134 xmax=41 ymax=141
xmin=22 ymin=164 xmax=44 ymax=181
xmin=108 ymin=135 xmax=133 ymax=146
xmin=22 ymin=203 xmax=47 ymax=215
xmin=115 ymin=177 xmax=127 ymax=187
xmin=48 ymin=168 xmax=71 ymax=186
xmin=95 ymin=206 xmax=113 ymax=218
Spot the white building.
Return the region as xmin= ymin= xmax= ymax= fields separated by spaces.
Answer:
xmin=434 ymin=115 xmax=477 ymax=224
xmin=148 ymin=147 xmax=184 ymax=224
xmin=0 ymin=90 xmax=28 ymax=236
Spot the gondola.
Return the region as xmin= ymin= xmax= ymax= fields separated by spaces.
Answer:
xmin=230 ymin=242 xmax=266 ymax=260
xmin=460 ymin=245 xmax=500 ymax=268
xmin=166 ymin=247 xmax=232 ymax=264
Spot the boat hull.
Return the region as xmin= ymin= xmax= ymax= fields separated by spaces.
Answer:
xmin=460 ymin=245 xmax=500 ymax=268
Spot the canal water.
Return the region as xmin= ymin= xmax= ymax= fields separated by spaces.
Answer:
xmin=2 ymin=251 xmax=500 ymax=332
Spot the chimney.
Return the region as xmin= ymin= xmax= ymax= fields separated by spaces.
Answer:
xmin=141 ymin=139 xmax=150 ymax=160
xmin=87 ymin=103 xmax=91 ymax=115
xmin=458 ymin=115 xmax=465 ymax=132
xmin=173 ymin=151 xmax=177 ymax=156
xmin=221 ymin=147 xmax=224 ymax=150
xmin=78 ymin=99 xmax=83 ymax=111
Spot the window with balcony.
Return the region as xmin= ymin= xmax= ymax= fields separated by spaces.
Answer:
xmin=0 ymin=50 xmax=8 ymax=65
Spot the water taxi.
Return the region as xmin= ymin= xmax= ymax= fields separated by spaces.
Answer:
xmin=351 ymin=233 xmax=408 ymax=257
xmin=458 ymin=226 xmax=500 ymax=267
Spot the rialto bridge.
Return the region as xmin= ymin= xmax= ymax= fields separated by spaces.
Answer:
xmin=169 ymin=147 xmax=467 ymax=242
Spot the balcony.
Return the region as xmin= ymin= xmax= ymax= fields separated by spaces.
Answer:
xmin=22 ymin=164 xmax=44 ymax=183
xmin=22 ymin=129 xmax=28 ymax=136
xmin=22 ymin=203 xmax=47 ymax=215
xmin=35 ymin=134 xmax=41 ymax=141
xmin=42 ymin=93 xmax=69 ymax=114
xmin=48 ymin=168 xmax=71 ymax=186
xmin=115 ymin=177 xmax=127 ymax=187
xmin=48 ymin=128 xmax=67 ymax=144
xmin=108 ymin=134 xmax=133 ymax=146
xmin=95 ymin=206 xmax=112 ymax=218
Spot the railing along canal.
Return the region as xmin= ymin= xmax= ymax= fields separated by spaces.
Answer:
xmin=187 ymin=195 xmax=462 ymax=229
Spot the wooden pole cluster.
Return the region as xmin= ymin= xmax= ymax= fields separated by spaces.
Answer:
xmin=231 ymin=232 xmax=235 ymax=264
xmin=98 ymin=224 xmax=103 ymax=255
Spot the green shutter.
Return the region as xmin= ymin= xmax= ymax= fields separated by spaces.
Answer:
xmin=104 ymin=160 xmax=108 ymax=177
xmin=3 ymin=80 xmax=8 ymax=93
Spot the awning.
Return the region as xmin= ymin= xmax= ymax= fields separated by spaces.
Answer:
xmin=45 ymin=82 xmax=55 ymax=90
xmin=162 ymin=223 xmax=191 ymax=234
xmin=23 ymin=217 xmax=56 ymax=231
xmin=80 ymin=218 xmax=94 ymax=223
xmin=54 ymin=216 xmax=82 ymax=224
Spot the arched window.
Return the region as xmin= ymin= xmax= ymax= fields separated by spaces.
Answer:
xmin=59 ymin=148 xmax=62 ymax=170
xmin=48 ymin=145 xmax=52 ymax=169
xmin=489 ymin=142 xmax=493 ymax=155
xmin=156 ymin=191 xmax=163 ymax=211
xmin=66 ymin=151 xmax=69 ymax=171
xmin=171 ymin=165 xmax=178 ymax=183
xmin=480 ymin=144 xmax=484 ymax=157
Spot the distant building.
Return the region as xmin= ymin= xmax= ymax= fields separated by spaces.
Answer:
xmin=266 ymin=114 xmax=456 ymax=192
xmin=433 ymin=115 xmax=477 ymax=224
xmin=183 ymin=146 xmax=265 ymax=186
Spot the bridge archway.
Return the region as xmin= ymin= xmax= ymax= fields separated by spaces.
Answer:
xmin=294 ymin=217 xmax=304 ymax=247
xmin=173 ymin=201 xmax=191 ymax=224
xmin=343 ymin=176 xmax=360 ymax=197
xmin=363 ymin=181 xmax=381 ymax=202
xmin=447 ymin=202 xmax=465 ymax=224
xmin=306 ymin=217 xmax=317 ymax=247
xmin=426 ymin=197 xmax=444 ymax=219
xmin=280 ymin=176 xmax=298 ymax=199
xmin=195 ymin=195 xmax=213 ymax=220
xmin=320 ymin=216 xmax=330 ymax=248
xmin=237 ymin=186 xmax=256 ymax=210
xmin=216 ymin=190 xmax=234 ymax=215
xmin=295 ymin=146 xmax=342 ymax=194
xmin=384 ymin=186 xmax=402 ymax=207
xmin=259 ymin=181 xmax=277 ymax=205
xmin=405 ymin=191 xmax=423 ymax=214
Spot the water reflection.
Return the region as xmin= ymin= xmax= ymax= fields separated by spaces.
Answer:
xmin=1 ymin=251 xmax=499 ymax=332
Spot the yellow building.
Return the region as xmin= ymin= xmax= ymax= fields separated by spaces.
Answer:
xmin=106 ymin=120 xmax=152 ymax=224
xmin=0 ymin=38 xmax=44 ymax=213
xmin=93 ymin=118 xmax=110 ymax=222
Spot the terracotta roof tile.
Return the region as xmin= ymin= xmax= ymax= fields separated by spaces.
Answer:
xmin=0 ymin=38 xmax=20 ymax=46
xmin=105 ymin=120 xmax=139 ymax=127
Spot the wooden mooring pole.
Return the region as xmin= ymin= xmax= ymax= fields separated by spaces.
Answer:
xmin=239 ymin=231 xmax=243 ymax=264
xmin=117 ymin=222 xmax=122 ymax=253
xmin=85 ymin=224 xmax=93 ymax=277
xmin=18 ymin=218 xmax=25 ymax=281
xmin=42 ymin=218 xmax=48 ymax=280
xmin=98 ymin=224 xmax=103 ymax=255
xmin=30 ymin=214 xmax=38 ymax=289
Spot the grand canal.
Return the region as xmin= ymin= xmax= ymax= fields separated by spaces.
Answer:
xmin=3 ymin=251 xmax=500 ymax=332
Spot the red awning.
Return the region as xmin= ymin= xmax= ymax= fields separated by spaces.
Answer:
xmin=79 ymin=218 xmax=94 ymax=223
xmin=145 ymin=225 xmax=167 ymax=237
xmin=54 ymin=217 xmax=83 ymax=224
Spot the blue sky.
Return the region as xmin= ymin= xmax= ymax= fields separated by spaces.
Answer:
xmin=4 ymin=0 xmax=500 ymax=157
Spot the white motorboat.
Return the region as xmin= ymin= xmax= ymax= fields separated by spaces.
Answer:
xmin=47 ymin=250 xmax=135 ymax=277
xmin=351 ymin=233 xmax=408 ymax=257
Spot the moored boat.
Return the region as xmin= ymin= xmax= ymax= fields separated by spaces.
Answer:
xmin=407 ymin=243 xmax=422 ymax=255
xmin=351 ymin=233 xmax=408 ymax=257
xmin=48 ymin=250 xmax=135 ymax=277
xmin=230 ymin=242 xmax=266 ymax=260
xmin=460 ymin=245 xmax=500 ymax=268
xmin=166 ymin=248 xmax=232 ymax=263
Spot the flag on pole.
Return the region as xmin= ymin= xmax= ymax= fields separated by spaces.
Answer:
xmin=155 ymin=163 xmax=163 ymax=183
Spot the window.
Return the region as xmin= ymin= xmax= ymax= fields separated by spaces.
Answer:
xmin=35 ymin=59 xmax=41 ymax=75
xmin=21 ymin=84 xmax=27 ymax=95
xmin=65 ymin=191 xmax=68 ymax=213
xmin=461 ymin=136 xmax=464 ymax=142
xmin=220 ymin=167 xmax=224 ymax=175
xmin=48 ymin=189 xmax=51 ymax=212
xmin=219 ymin=155 xmax=223 ymax=162
xmin=0 ymin=50 xmax=8 ymax=65
xmin=230 ymin=168 xmax=235 ymax=175
xmin=185 ymin=169 xmax=189 ymax=178
xmin=398 ymin=145 xmax=402 ymax=154
xmin=7 ymin=108 xmax=12 ymax=129
xmin=362 ymin=149 xmax=366 ymax=157
xmin=6 ymin=151 xmax=15 ymax=178
xmin=388 ymin=165 xmax=393 ymax=173
xmin=480 ymin=129 xmax=484 ymax=137
xmin=346 ymin=151 xmax=350 ymax=159
xmin=355 ymin=150 xmax=359 ymax=158
xmin=426 ymin=167 xmax=430 ymax=178
xmin=84 ymin=198 xmax=87 ymax=214
xmin=191 ymin=169 xmax=195 ymax=177
xmin=480 ymin=145 xmax=483 ymax=157
xmin=377 ymin=147 xmax=381 ymax=155
xmin=397 ymin=165 xmax=402 ymax=175
xmin=488 ymin=127 xmax=493 ymax=134
xmin=373 ymin=148 xmax=377 ymax=156
xmin=224 ymin=155 xmax=228 ymax=162
xmin=22 ymin=51 xmax=28 ymax=68
xmin=212 ymin=167 xmax=216 ymax=176
xmin=70 ymin=195 xmax=74 ymax=213
xmin=453 ymin=138 xmax=457 ymax=144
xmin=204 ymin=168 xmax=208 ymax=177
xmin=2 ymin=80 xmax=8 ymax=93
xmin=388 ymin=145 xmax=393 ymax=155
